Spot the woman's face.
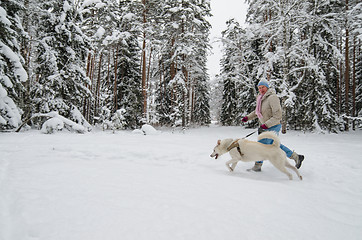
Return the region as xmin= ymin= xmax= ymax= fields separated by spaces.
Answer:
xmin=258 ymin=85 xmax=268 ymax=95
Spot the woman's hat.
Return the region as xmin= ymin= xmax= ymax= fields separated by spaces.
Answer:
xmin=257 ymin=80 xmax=270 ymax=88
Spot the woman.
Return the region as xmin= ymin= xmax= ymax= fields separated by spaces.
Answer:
xmin=242 ymin=80 xmax=304 ymax=172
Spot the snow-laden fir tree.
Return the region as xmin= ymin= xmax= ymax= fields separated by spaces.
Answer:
xmin=293 ymin=0 xmax=343 ymax=131
xmin=356 ymin=47 xmax=362 ymax=122
xmin=220 ymin=19 xmax=245 ymax=126
xmin=80 ymin=0 xmax=124 ymax=125
xmin=31 ymin=1 xmax=91 ymax=125
xmin=348 ymin=0 xmax=362 ymax=129
xmin=0 ymin=0 xmax=27 ymax=130
xmin=209 ymin=74 xmax=223 ymax=122
xmin=112 ymin=0 xmax=143 ymax=129
xmin=192 ymin=61 xmax=211 ymax=126
xmin=183 ymin=0 xmax=211 ymax=126
xmin=155 ymin=0 xmax=211 ymax=127
xmin=221 ymin=21 xmax=262 ymax=127
xmin=245 ymin=0 xmax=340 ymax=131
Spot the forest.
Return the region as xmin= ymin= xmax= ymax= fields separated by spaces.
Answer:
xmin=1 ymin=0 xmax=361 ymax=132
xmin=216 ymin=0 xmax=362 ymax=132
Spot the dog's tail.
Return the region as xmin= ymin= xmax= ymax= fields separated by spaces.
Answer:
xmin=257 ymin=131 xmax=280 ymax=148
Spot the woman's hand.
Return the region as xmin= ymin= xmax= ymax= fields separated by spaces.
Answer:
xmin=258 ymin=124 xmax=268 ymax=134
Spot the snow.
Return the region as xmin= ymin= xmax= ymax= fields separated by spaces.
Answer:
xmin=0 ymin=7 xmax=11 ymax=26
xmin=132 ymin=124 xmax=159 ymax=135
xmin=41 ymin=117 xmax=64 ymax=134
xmin=0 ymin=42 xmax=28 ymax=83
xmin=31 ymin=112 xmax=88 ymax=134
xmin=81 ymin=0 xmax=103 ymax=8
xmin=0 ymin=126 xmax=362 ymax=240
xmin=0 ymin=84 xmax=22 ymax=128
xmin=63 ymin=1 xmax=71 ymax=12
xmin=0 ymin=84 xmax=8 ymax=98
xmin=0 ymin=115 xmax=6 ymax=125
xmin=95 ymin=26 xmax=105 ymax=39
xmin=123 ymin=13 xmax=135 ymax=21
xmin=141 ymin=124 xmax=159 ymax=135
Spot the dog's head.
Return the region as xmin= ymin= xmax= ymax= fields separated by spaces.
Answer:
xmin=210 ymin=140 xmax=221 ymax=159
xmin=210 ymin=139 xmax=233 ymax=159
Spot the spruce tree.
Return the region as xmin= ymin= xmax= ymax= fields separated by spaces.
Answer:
xmin=112 ymin=0 xmax=143 ymax=129
xmin=31 ymin=1 xmax=91 ymax=122
xmin=192 ymin=64 xmax=211 ymax=125
xmin=356 ymin=50 xmax=362 ymax=120
xmin=154 ymin=0 xmax=211 ymax=127
xmin=220 ymin=19 xmax=244 ymax=126
xmin=245 ymin=0 xmax=341 ymax=132
xmin=0 ymin=0 xmax=27 ymax=130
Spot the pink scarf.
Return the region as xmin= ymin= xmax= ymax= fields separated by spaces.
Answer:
xmin=256 ymin=94 xmax=264 ymax=119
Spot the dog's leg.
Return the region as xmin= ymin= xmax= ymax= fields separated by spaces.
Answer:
xmin=225 ymin=160 xmax=233 ymax=172
xmin=225 ymin=159 xmax=237 ymax=172
xmin=230 ymin=161 xmax=238 ymax=171
xmin=285 ymin=161 xmax=303 ymax=180
xmin=269 ymin=160 xmax=293 ymax=180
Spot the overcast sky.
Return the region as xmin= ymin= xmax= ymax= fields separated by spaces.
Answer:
xmin=207 ymin=0 xmax=248 ymax=78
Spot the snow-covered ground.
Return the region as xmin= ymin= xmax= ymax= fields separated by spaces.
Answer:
xmin=1 ymin=126 xmax=361 ymax=240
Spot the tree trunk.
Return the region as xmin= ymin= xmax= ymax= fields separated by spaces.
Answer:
xmin=344 ymin=0 xmax=350 ymax=130
xmin=113 ymin=46 xmax=119 ymax=112
xmin=352 ymin=36 xmax=356 ymax=130
xmin=337 ymin=36 xmax=343 ymax=117
xmin=95 ymin=53 xmax=103 ymax=119
xmin=141 ymin=0 xmax=148 ymax=120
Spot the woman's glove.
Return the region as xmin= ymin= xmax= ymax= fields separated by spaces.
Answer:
xmin=258 ymin=124 xmax=268 ymax=134
xmin=241 ymin=116 xmax=248 ymax=122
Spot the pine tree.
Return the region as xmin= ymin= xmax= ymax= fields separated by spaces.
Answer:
xmin=31 ymin=1 xmax=91 ymax=123
xmin=209 ymin=74 xmax=223 ymax=122
xmin=192 ymin=64 xmax=211 ymax=125
xmin=154 ymin=0 xmax=211 ymax=127
xmin=349 ymin=0 xmax=362 ymax=128
xmin=244 ymin=0 xmax=342 ymax=132
xmin=0 ymin=0 xmax=27 ymax=130
xmin=112 ymin=0 xmax=143 ymax=129
xmin=219 ymin=19 xmax=247 ymax=126
xmin=80 ymin=0 xmax=123 ymax=125
xmin=220 ymin=47 xmax=239 ymax=126
xmin=356 ymin=47 xmax=362 ymax=121
xmin=189 ymin=0 xmax=212 ymax=126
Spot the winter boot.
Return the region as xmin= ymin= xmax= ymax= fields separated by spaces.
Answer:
xmin=248 ymin=161 xmax=263 ymax=172
xmin=290 ymin=152 xmax=304 ymax=169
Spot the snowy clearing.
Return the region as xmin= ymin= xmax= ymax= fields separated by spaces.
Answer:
xmin=1 ymin=126 xmax=362 ymax=240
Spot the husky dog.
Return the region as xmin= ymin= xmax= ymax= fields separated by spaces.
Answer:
xmin=210 ymin=132 xmax=302 ymax=180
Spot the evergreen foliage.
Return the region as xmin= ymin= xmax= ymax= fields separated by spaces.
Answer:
xmin=1 ymin=0 xmax=361 ymax=132
xmin=219 ymin=0 xmax=362 ymax=132
xmin=31 ymin=1 xmax=91 ymax=121
xmin=0 ymin=0 xmax=27 ymax=130
xmin=0 ymin=0 xmax=212 ymax=131
xmin=154 ymin=0 xmax=212 ymax=127
xmin=114 ymin=0 xmax=143 ymax=129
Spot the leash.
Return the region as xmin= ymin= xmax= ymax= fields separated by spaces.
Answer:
xmin=242 ymin=130 xmax=257 ymax=139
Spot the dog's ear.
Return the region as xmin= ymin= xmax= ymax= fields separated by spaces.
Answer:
xmin=217 ymin=139 xmax=221 ymax=145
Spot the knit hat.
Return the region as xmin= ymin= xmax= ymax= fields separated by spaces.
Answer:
xmin=257 ymin=80 xmax=270 ymax=88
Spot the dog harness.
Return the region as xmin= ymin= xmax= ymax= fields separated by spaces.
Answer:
xmin=227 ymin=139 xmax=244 ymax=157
